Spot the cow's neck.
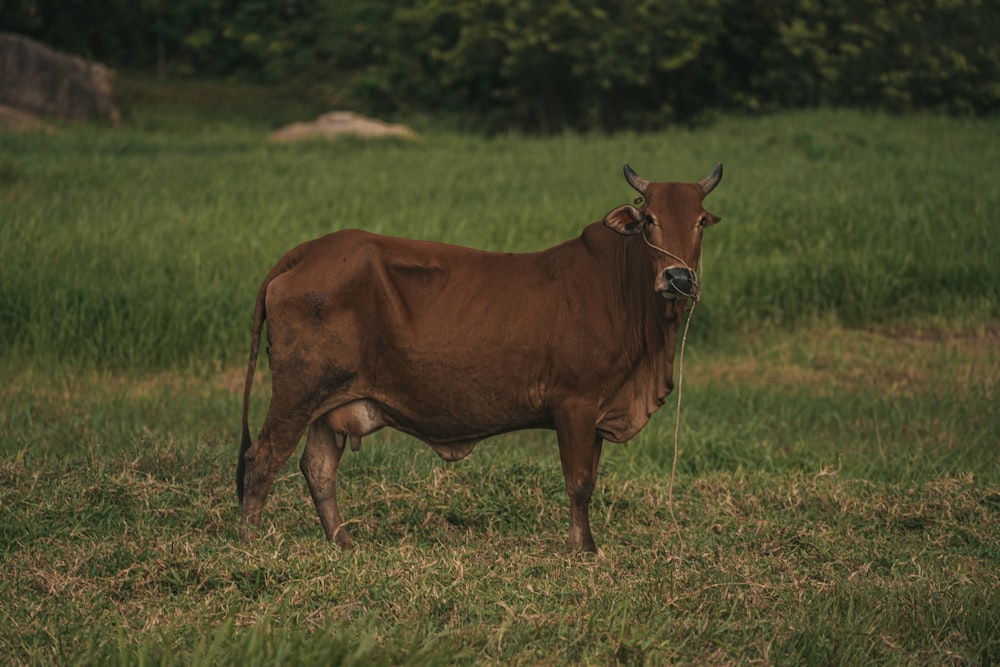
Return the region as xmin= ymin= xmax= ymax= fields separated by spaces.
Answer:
xmin=615 ymin=231 xmax=685 ymax=355
xmin=587 ymin=230 xmax=686 ymax=440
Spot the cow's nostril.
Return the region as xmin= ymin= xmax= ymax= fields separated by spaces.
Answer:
xmin=662 ymin=268 xmax=696 ymax=296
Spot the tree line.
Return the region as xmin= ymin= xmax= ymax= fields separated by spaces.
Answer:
xmin=4 ymin=0 xmax=997 ymax=131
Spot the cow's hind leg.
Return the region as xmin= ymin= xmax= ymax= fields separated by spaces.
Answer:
xmin=300 ymin=416 xmax=353 ymax=549
xmin=239 ymin=408 xmax=310 ymax=543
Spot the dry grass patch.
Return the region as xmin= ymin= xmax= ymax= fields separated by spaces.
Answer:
xmin=699 ymin=320 xmax=999 ymax=399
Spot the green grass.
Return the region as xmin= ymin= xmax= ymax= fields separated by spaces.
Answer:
xmin=1 ymin=97 xmax=998 ymax=664
xmin=1 ymin=109 xmax=997 ymax=368
xmin=2 ymin=322 xmax=996 ymax=664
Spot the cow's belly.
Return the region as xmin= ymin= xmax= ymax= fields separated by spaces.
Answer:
xmin=379 ymin=384 xmax=549 ymax=447
xmin=323 ymin=372 xmax=549 ymax=462
xmin=374 ymin=347 xmax=548 ymax=425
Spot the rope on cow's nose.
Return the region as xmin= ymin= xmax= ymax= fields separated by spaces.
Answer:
xmin=666 ymin=254 xmax=702 ymax=599
xmin=639 ymin=228 xmax=701 ymax=594
xmin=640 ymin=230 xmax=691 ymax=268
xmin=641 ymin=231 xmax=701 ymax=300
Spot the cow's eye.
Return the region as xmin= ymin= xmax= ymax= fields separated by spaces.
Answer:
xmin=644 ymin=214 xmax=655 ymax=226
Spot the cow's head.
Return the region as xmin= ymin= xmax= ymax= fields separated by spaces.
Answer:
xmin=603 ymin=163 xmax=722 ymax=301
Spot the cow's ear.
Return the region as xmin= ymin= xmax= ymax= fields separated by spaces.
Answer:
xmin=602 ymin=204 xmax=644 ymax=236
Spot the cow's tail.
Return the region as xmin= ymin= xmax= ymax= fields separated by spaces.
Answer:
xmin=237 ymin=253 xmax=302 ymax=503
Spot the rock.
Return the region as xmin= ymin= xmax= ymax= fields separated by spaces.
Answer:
xmin=0 ymin=32 xmax=121 ymax=125
xmin=269 ymin=111 xmax=418 ymax=143
xmin=0 ymin=103 xmax=54 ymax=132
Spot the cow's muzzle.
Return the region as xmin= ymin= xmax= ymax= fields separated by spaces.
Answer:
xmin=657 ymin=267 xmax=699 ymax=300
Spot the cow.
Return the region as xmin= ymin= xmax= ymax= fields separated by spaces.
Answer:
xmin=237 ymin=162 xmax=723 ymax=551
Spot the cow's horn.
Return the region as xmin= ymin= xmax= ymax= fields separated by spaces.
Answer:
xmin=699 ymin=163 xmax=723 ymax=196
xmin=623 ymin=163 xmax=649 ymax=194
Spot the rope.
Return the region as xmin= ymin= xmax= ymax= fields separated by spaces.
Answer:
xmin=668 ymin=294 xmax=696 ymax=597
xmin=642 ymin=229 xmax=701 ymax=599
xmin=640 ymin=233 xmax=692 ymax=270
xmin=641 ymin=232 xmax=701 ymax=299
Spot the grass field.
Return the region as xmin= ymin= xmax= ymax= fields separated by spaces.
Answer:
xmin=1 ymin=94 xmax=998 ymax=664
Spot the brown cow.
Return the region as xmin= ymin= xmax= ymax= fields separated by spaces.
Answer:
xmin=238 ymin=163 xmax=723 ymax=551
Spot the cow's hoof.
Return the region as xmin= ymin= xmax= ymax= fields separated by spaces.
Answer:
xmin=566 ymin=537 xmax=598 ymax=553
xmin=332 ymin=528 xmax=353 ymax=550
xmin=239 ymin=525 xmax=258 ymax=545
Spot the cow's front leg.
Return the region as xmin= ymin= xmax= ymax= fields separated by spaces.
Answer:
xmin=555 ymin=407 xmax=604 ymax=552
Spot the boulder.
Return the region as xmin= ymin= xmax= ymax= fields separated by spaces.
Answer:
xmin=269 ymin=111 xmax=418 ymax=143
xmin=0 ymin=32 xmax=121 ymax=125
xmin=0 ymin=102 xmax=54 ymax=132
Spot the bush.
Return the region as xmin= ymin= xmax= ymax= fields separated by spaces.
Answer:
xmin=3 ymin=0 xmax=997 ymax=129
xmin=751 ymin=0 xmax=1000 ymax=116
xmin=0 ymin=0 xmax=340 ymax=82
xmin=350 ymin=0 xmax=1000 ymax=130
xmin=351 ymin=0 xmax=733 ymax=131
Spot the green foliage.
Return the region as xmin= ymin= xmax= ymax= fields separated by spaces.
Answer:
xmin=351 ymin=0 xmax=734 ymax=131
xmin=3 ymin=0 xmax=998 ymax=128
xmin=753 ymin=0 xmax=1000 ymax=116
xmin=0 ymin=0 xmax=338 ymax=82
xmin=350 ymin=0 xmax=999 ymax=130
